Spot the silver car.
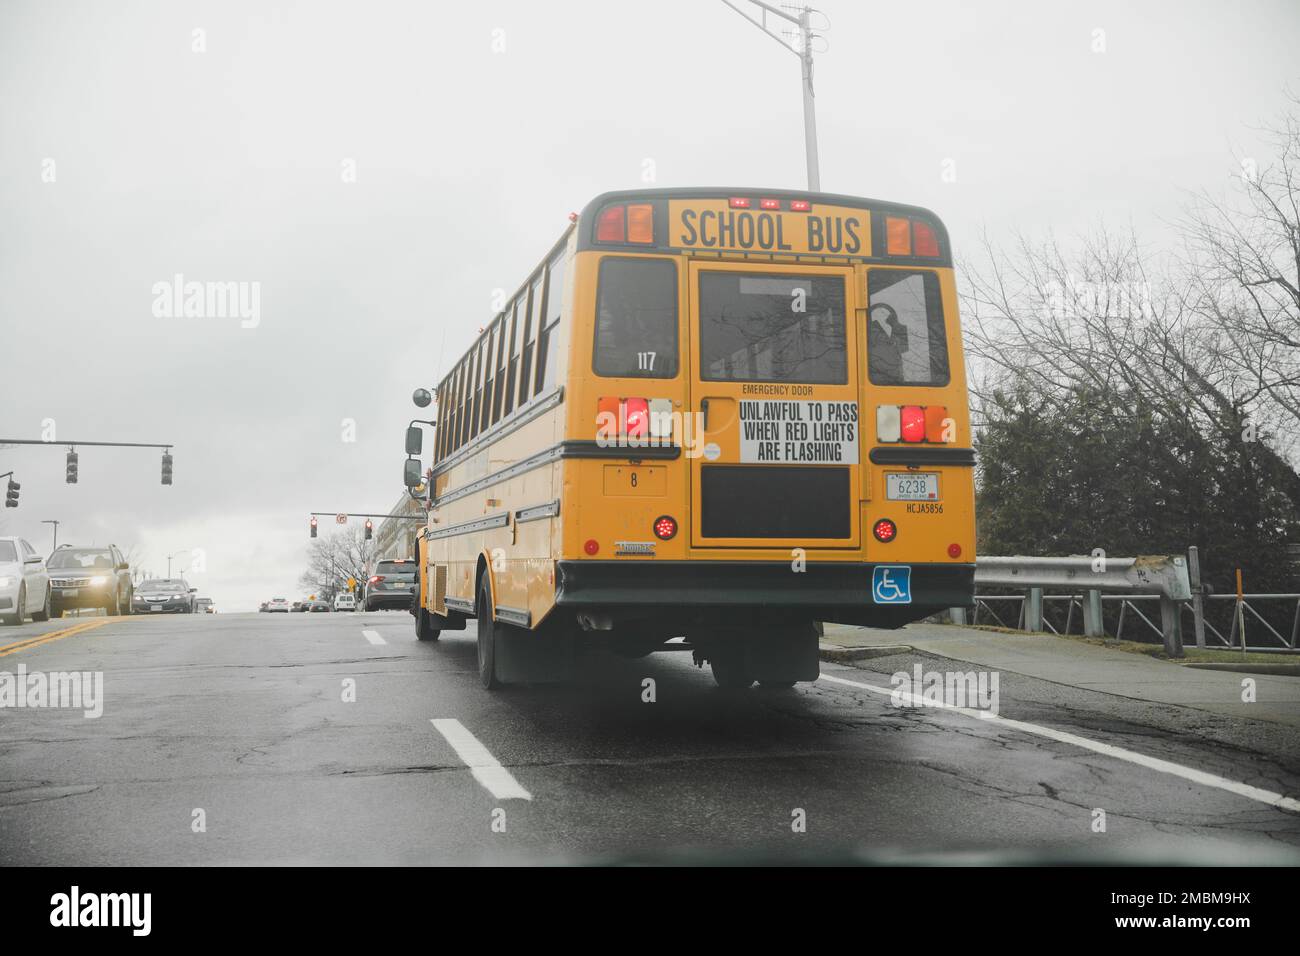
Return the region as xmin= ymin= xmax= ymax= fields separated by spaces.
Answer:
xmin=0 ymin=536 xmax=52 ymax=626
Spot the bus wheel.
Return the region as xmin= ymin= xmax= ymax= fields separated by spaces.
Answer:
xmin=415 ymin=607 xmax=441 ymax=642
xmin=476 ymin=580 xmax=500 ymax=689
xmin=709 ymin=647 xmax=753 ymax=690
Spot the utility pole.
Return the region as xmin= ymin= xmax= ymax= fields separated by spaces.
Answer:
xmin=720 ymin=1 xmax=824 ymax=191
xmin=42 ymin=519 xmax=59 ymax=551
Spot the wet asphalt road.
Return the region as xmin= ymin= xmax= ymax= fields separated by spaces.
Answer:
xmin=1 ymin=610 xmax=1297 ymax=865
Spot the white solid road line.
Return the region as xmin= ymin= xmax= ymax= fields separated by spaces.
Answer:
xmin=362 ymin=629 xmax=386 ymax=645
xmin=818 ymin=670 xmax=1300 ymax=815
xmin=430 ymin=718 xmax=533 ymax=801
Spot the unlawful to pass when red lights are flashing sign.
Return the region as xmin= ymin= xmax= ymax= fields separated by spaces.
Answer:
xmin=738 ymin=400 xmax=859 ymax=464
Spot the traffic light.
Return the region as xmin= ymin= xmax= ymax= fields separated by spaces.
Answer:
xmin=365 ymin=519 xmax=373 ymax=540
xmin=4 ymin=478 xmax=18 ymax=508
xmin=161 ymin=452 xmax=173 ymax=485
xmin=310 ymin=516 xmax=318 ymax=538
xmin=65 ymin=451 xmax=78 ymax=484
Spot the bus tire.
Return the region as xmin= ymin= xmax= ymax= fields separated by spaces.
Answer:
xmin=415 ymin=607 xmax=441 ymax=642
xmin=476 ymin=579 xmax=500 ymax=689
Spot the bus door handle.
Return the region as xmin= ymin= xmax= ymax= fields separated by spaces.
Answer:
xmin=697 ymin=396 xmax=735 ymax=435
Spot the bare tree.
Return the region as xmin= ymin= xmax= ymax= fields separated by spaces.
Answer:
xmin=298 ymin=526 xmax=375 ymax=600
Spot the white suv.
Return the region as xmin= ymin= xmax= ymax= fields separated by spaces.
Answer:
xmin=333 ymin=592 xmax=356 ymax=612
xmin=0 ymin=536 xmax=52 ymax=626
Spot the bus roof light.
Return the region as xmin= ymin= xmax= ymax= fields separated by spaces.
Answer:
xmin=913 ymin=220 xmax=940 ymax=257
xmin=759 ymin=198 xmax=781 ymax=210
xmin=790 ymin=199 xmax=811 ymax=212
xmin=729 ymin=197 xmax=751 ymax=209
xmin=900 ymin=405 xmax=926 ymax=442
xmin=596 ymin=205 xmax=625 ymax=242
xmin=626 ymin=203 xmax=654 ymax=243
xmin=886 ymin=216 xmax=911 ymax=256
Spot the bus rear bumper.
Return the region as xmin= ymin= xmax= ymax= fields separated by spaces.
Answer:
xmin=554 ymin=560 xmax=974 ymax=629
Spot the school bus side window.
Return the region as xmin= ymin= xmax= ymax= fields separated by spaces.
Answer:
xmin=594 ymin=258 xmax=678 ymax=378
xmin=534 ymin=253 xmax=566 ymax=394
xmin=867 ymin=270 xmax=949 ymax=386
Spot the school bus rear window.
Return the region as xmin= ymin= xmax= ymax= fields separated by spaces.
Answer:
xmin=867 ymin=270 xmax=949 ymax=386
xmin=593 ymin=258 xmax=679 ymax=378
xmin=699 ymin=272 xmax=847 ymax=384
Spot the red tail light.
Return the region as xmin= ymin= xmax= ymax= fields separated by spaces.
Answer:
xmin=948 ymin=543 xmax=962 ymax=559
xmin=584 ymin=539 xmax=600 ymax=555
xmin=873 ymin=519 xmax=898 ymax=543
xmin=900 ymin=405 xmax=926 ymax=442
xmin=653 ymin=515 xmax=678 ymax=540
xmin=625 ymin=398 xmax=649 ymax=438
xmin=368 ymin=575 xmax=383 ymax=584
xmin=596 ymin=206 xmax=625 ymax=242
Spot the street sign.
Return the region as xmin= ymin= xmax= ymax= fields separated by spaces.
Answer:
xmin=336 ymin=513 xmax=347 ymax=525
xmin=347 ymin=578 xmax=356 ymax=588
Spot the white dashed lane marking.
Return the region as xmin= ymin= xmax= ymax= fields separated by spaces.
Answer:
xmin=430 ymin=718 xmax=532 ymax=801
xmin=362 ymin=630 xmax=386 ymax=645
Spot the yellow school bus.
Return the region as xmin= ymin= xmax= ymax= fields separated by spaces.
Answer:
xmin=408 ymin=188 xmax=975 ymax=689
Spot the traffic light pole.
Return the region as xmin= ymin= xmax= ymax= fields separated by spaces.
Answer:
xmin=308 ymin=512 xmax=426 ymax=521
xmin=0 ymin=438 xmax=176 ymax=485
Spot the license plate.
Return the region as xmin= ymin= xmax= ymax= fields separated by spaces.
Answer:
xmin=61 ymin=588 xmax=79 ymax=598
xmin=885 ymin=472 xmax=940 ymax=500
xmin=151 ymin=605 xmax=162 ymax=612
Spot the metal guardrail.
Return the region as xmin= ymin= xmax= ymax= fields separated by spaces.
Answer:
xmin=952 ymin=550 xmax=1297 ymax=656
xmin=951 ymin=554 xmax=1192 ymax=656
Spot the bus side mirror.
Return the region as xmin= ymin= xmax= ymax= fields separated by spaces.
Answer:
xmin=405 ymin=425 xmax=423 ymax=456
xmin=403 ymin=458 xmax=422 ymax=488
xmin=412 ymin=388 xmax=433 ymax=408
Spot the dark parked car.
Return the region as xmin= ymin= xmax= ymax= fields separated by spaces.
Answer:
xmin=47 ymin=545 xmax=133 ymax=618
xmin=132 ymin=578 xmax=197 ymax=614
xmin=305 ymin=599 xmax=331 ymax=613
xmin=364 ymin=558 xmax=417 ymax=611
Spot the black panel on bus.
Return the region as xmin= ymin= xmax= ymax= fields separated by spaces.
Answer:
xmin=700 ymin=465 xmax=851 ymax=539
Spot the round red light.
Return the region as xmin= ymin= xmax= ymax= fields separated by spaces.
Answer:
xmin=948 ymin=543 xmax=962 ymax=559
xmin=584 ymin=539 xmax=600 ymax=555
xmin=653 ymin=515 xmax=678 ymax=540
xmin=873 ymin=518 xmax=897 ymax=543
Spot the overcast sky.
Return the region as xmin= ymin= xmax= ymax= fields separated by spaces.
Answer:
xmin=1 ymin=0 xmax=1297 ymax=610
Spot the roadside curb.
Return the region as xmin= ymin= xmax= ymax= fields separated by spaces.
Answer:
xmin=1181 ymin=662 xmax=1300 ymax=677
xmin=819 ymin=643 xmax=913 ymax=663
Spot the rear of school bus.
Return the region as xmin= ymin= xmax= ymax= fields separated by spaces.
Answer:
xmin=556 ymin=188 xmax=975 ymax=688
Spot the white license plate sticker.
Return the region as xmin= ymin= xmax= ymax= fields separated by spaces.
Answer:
xmin=885 ymin=472 xmax=940 ymax=500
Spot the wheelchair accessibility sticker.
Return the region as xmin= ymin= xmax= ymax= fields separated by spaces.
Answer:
xmin=872 ymin=566 xmax=912 ymax=604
